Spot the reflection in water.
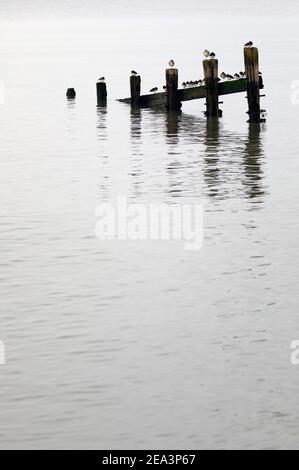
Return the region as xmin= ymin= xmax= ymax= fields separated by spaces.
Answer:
xmin=129 ymin=108 xmax=145 ymax=199
xmin=165 ymin=111 xmax=180 ymax=142
xmin=242 ymin=122 xmax=266 ymax=203
xmin=165 ymin=111 xmax=183 ymax=198
xmin=126 ymin=105 xmax=267 ymax=205
xmin=204 ymin=118 xmax=220 ymax=198
xmin=66 ymin=98 xmax=77 ymax=135
xmin=96 ymin=106 xmax=110 ymax=200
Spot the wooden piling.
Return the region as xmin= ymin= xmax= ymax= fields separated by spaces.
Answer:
xmin=244 ymin=47 xmax=260 ymax=122
xmin=166 ymin=68 xmax=180 ymax=111
xmin=130 ymin=74 xmax=141 ymax=108
xmin=203 ymin=59 xmax=219 ymax=117
xmin=66 ymin=88 xmax=76 ymax=99
xmin=97 ymin=82 xmax=107 ymax=106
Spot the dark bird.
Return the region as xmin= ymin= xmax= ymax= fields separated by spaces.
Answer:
xmin=131 ymin=70 xmax=138 ymax=75
xmin=234 ymin=73 xmax=240 ymax=79
xmin=168 ymin=59 xmax=175 ymax=67
xmin=226 ymin=74 xmax=234 ymax=80
xmin=149 ymin=87 xmax=158 ymax=93
xmin=182 ymin=82 xmax=186 ymax=88
xmin=239 ymin=71 xmax=245 ymax=78
xmin=198 ymin=79 xmax=203 ymax=85
xmin=203 ymin=49 xmax=210 ymax=58
xmin=163 ymin=85 xmax=166 ymax=90
xmin=98 ymin=76 xmax=105 ymax=82
xmin=244 ymin=41 xmax=253 ymax=47
xmin=220 ymin=72 xmax=226 ymax=80
xmin=210 ymin=52 xmax=216 ymax=58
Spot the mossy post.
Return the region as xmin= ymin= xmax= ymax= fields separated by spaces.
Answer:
xmin=97 ymin=82 xmax=107 ymax=106
xmin=244 ymin=47 xmax=260 ymax=122
xmin=130 ymin=74 xmax=141 ymax=108
xmin=166 ymin=68 xmax=180 ymax=111
xmin=203 ymin=59 xmax=219 ymax=117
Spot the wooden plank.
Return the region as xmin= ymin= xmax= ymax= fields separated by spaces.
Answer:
xmin=117 ymin=77 xmax=263 ymax=107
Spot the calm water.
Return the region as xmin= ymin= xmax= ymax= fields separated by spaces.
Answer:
xmin=1 ymin=1 xmax=299 ymax=449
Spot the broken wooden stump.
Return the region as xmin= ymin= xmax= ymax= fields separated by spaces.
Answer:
xmin=97 ymin=81 xmax=107 ymax=106
xmin=244 ymin=47 xmax=260 ymax=122
xmin=130 ymin=74 xmax=141 ymax=108
xmin=66 ymin=88 xmax=76 ymax=99
xmin=166 ymin=68 xmax=181 ymax=111
xmin=203 ymin=58 xmax=219 ymax=117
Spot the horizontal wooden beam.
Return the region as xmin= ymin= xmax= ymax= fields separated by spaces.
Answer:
xmin=117 ymin=77 xmax=264 ymax=107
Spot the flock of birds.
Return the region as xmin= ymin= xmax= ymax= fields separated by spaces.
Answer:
xmin=97 ymin=41 xmax=256 ymax=94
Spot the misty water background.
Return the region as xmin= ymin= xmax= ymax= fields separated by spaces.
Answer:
xmin=1 ymin=0 xmax=299 ymax=449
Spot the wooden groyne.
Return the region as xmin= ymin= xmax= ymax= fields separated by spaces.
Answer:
xmin=117 ymin=45 xmax=265 ymax=122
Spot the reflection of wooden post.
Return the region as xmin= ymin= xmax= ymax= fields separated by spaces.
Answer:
xmin=244 ymin=47 xmax=260 ymax=122
xmin=166 ymin=68 xmax=180 ymax=111
xmin=96 ymin=82 xmax=107 ymax=106
xmin=203 ymin=59 xmax=219 ymax=117
xmin=130 ymin=75 xmax=141 ymax=108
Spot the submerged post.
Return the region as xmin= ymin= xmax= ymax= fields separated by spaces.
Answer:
xmin=166 ymin=68 xmax=180 ymax=111
xmin=66 ymin=88 xmax=76 ymax=99
xmin=130 ymin=74 xmax=141 ymax=108
xmin=203 ymin=59 xmax=219 ymax=117
xmin=244 ymin=47 xmax=260 ymax=122
xmin=97 ymin=81 xmax=107 ymax=106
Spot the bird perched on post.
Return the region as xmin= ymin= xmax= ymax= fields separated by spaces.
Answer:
xmin=168 ymin=59 xmax=175 ymax=67
xmin=210 ymin=52 xmax=216 ymax=59
xmin=98 ymin=76 xmax=105 ymax=82
xmin=244 ymin=41 xmax=253 ymax=47
xmin=203 ymin=49 xmax=210 ymax=58
xmin=131 ymin=70 xmax=138 ymax=75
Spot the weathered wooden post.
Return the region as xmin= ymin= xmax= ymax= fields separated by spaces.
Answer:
xmin=166 ymin=68 xmax=180 ymax=111
xmin=97 ymin=81 xmax=107 ymax=106
xmin=130 ymin=74 xmax=141 ymax=108
xmin=203 ymin=59 xmax=219 ymax=117
xmin=66 ymin=88 xmax=76 ymax=99
xmin=244 ymin=47 xmax=260 ymax=122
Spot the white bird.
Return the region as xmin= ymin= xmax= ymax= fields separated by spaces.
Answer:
xmin=203 ymin=49 xmax=210 ymax=58
xmin=168 ymin=59 xmax=175 ymax=67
